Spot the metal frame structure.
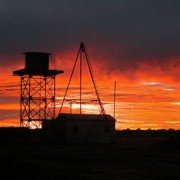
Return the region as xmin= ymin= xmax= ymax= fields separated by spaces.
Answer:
xmin=14 ymin=52 xmax=63 ymax=128
xmin=57 ymin=43 xmax=116 ymax=143
xmin=59 ymin=42 xmax=106 ymax=115
xmin=20 ymin=75 xmax=56 ymax=128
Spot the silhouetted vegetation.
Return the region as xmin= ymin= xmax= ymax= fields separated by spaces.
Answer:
xmin=116 ymin=129 xmax=180 ymax=137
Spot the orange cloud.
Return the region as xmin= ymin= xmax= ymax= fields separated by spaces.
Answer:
xmin=0 ymin=49 xmax=179 ymax=130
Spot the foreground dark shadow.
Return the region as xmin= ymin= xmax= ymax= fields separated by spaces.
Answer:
xmin=0 ymin=128 xmax=179 ymax=179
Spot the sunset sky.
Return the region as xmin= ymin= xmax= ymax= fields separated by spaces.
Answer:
xmin=0 ymin=0 xmax=179 ymax=129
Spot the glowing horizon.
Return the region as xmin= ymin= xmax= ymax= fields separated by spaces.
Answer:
xmin=0 ymin=51 xmax=179 ymax=130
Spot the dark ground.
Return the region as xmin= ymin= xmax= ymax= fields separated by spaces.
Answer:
xmin=0 ymin=130 xmax=180 ymax=179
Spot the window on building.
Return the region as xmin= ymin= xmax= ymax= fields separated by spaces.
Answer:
xmin=104 ymin=126 xmax=110 ymax=133
xmin=72 ymin=125 xmax=79 ymax=133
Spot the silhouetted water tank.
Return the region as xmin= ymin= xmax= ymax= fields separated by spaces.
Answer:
xmin=13 ymin=51 xmax=63 ymax=76
xmin=24 ymin=52 xmax=50 ymax=71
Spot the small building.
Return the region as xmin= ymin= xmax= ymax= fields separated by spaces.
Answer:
xmin=42 ymin=113 xmax=116 ymax=144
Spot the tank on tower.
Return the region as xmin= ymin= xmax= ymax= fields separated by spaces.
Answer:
xmin=25 ymin=52 xmax=49 ymax=72
xmin=13 ymin=52 xmax=64 ymax=128
xmin=14 ymin=52 xmax=62 ymax=76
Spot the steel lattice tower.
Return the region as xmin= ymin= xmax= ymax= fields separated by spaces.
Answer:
xmin=13 ymin=52 xmax=63 ymax=128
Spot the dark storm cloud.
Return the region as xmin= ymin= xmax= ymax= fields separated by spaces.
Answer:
xmin=0 ymin=0 xmax=179 ymax=72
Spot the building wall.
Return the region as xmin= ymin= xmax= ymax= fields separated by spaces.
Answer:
xmin=42 ymin=119 xmax=116 ymax=144
xmin=65 ymin=120 xmax=115 ymax=144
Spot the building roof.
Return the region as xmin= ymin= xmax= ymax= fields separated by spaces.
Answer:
xmin=56 ymin=113 xmax=116 ymax=122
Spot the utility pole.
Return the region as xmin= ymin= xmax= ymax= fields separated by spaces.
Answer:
xmin=114 ymin=81 xmax=116 ymax=119
xmin=80 ymin=47 xmax=83 ymax=114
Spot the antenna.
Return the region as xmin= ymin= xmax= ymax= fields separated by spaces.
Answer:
xmin=59 ymin=42 xmax=106 ymax=115
xmin=114 ymin=81 xmax=117 ymax=119
xmin=80 ymin=45 xmax=83 ymax=114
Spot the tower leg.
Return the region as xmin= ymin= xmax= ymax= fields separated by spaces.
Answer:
xmin=20 ymin=75 xmax=56 ymax=128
